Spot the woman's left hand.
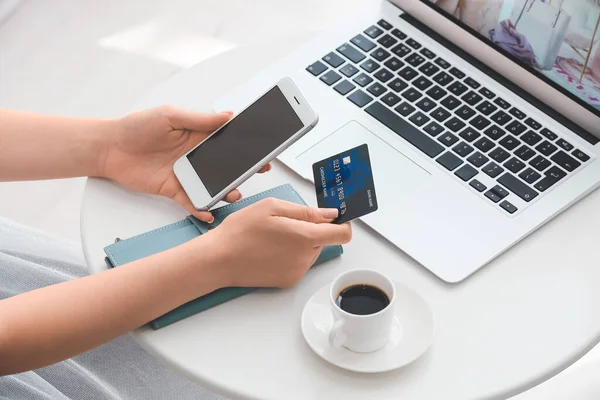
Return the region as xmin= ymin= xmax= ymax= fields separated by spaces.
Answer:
xmin=100 ymin=105 xmax=270 ymax=222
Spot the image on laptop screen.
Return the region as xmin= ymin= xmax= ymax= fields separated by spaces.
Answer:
xmin=424 ymin=1 xmax=600 ymax=118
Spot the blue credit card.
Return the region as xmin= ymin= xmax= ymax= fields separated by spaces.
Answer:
xmin=312 ymin=144 xmax=378 ymax=224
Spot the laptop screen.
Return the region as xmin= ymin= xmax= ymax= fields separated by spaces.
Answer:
xmin=423 ymin=1 xmax=600 ymax=124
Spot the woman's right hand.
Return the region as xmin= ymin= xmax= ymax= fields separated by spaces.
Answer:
xmin=202 ymin=198 xmax=352 ymax=289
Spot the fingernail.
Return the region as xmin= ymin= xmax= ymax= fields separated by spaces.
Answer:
xmin=319 ymin=208 xmax=338 ymax=219
xmin=235 ymin=191 xmax=242 ymax=200
xmin=222 ymin=110 xmax=234 ymax=116
xmin=207 ymin=216 xmax=215 ymax=224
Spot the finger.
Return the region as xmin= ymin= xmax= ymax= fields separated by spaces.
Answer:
xmin=306 ymin=222 xmax=353 ymax=247
xmin=269 ymin=199 xmax=338 ymax=223
xmin=164 ymin=106 xmax=233 ymax=133
xmin=172 ymin=189 xmax=215 ymax=223
xmin=223 ymin=189 xmax=242 ymax=203
xmin=258 ymin=163 xmax=272 ymax=173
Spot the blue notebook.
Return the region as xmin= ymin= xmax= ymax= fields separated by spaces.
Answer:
xmin=103 ymin=184 xmax=343 ymax=329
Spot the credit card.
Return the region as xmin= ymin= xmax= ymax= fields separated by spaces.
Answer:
xmin=312 ymin=144 xmax=378 ymax=224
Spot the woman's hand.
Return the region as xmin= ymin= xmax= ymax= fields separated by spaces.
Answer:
xmin=100 ymin=106 xmax=270 ymax=222
xmin=199 ymin=198 xmax=353 ymax=289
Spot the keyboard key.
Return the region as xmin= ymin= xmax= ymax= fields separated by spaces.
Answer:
xmin=337 ymin=43 xmax=366 ymax=63
xmin=374 ymin=68 xmax=394 ymax=83
xmin=462 ymin=91 xmax=483 ymax=106
xmin=484 ymin=125 xmax=505 ymax=140
xmin=494 ymin=97 xmax=511 ymax=109
xmin=402 ymin=87 xmax=423 ymax=102
xmin=347 ymin=90 xmax=373 ymax=107
xmin=334 ymin=80 xmax=356 ymax=95
xmin=437 ymin=152 xmax=463 ymax=171
xmin=459 ymin=127 xmax=480 ymax=142
xmin=364 ymin=25 xmax=384 ymax=39
xmin=420 ymin=48 xmax=436 ymax=59
xmin=377 ymin=34 xmax=398 ymax=48
xmin=521 ymin=130 xmax=542 ymax=146
xmin=307 ymin=61 xmax=327 ymax=76
xmin=445 ymin=117 xmax=466 ymax=132
xmin=409 ymin=111 xmax=430 ymax=127
xmin=514 ymin=145 xmax=535 ymax=161
xmin=540 ymin=128 xmax=558 ymax=141
xmin=360 ymin=59 xmax=380 ymax=73
xmin=423 ymin=121 xmax=444 ymax=137
xmin=416 ymin=97 xmax=436 ymax=112
xmin=438 ymin=132 xmax=459 ymax=147
xmin=381 ymin=92 xmax=401 ymax=107
xmin=474 ymin=137 xmax=494 ymax=152
xmin=406 ymin=53 xmax=426 ymax=67
xmin=353 ymin=73 xmax=373 ymax=87
xmin=449 ymin=67 xmax=465 ymax=79
xmin=391 ymin=28 xmax=407 ymax=40
xmin=519 ymin=168 xmax=541 ymax=184
xmin=500 ymin=200 xmax=518 ymax=214
xmin=491 ymin=110 xmax=512 ymax=126
xmin=441 ymin=95 xmax=461 ymax=110
xmin=524 ymin=117 xmax=542 ymax=130
xmin=504 ymin=157 xmax=526 ymax=173
xmin=384 ymin=57 xmax=404 ymax=71
xmin=529 ymin=155 xmax=551 ymax=172
xmin=395 ymin=102 xmax=416 ymax=116
xmin=470 ymin=179 xmax=487 ymax=192
xmin=498 ymin=173 xmax=538 ymax=202
xmin=323 ymin=52 xmax=345 ymax=68
xmin=455 ymin=164 xmax=478 ymax=181
xmin=476 ymin=101 xmax=498 ymax=116
xmin=320 ymin=70 xmax=342 ymax=86
xmin=483 ymin=162 xmax=504 ymax=178
xmin=398 ymin=66 xmax=418 ymax=81
xmin=464 ymin=77 xmax=480 ymax=89
xmin=499 ymin=135 xmax=520 ymax=151
xmin=470 ymin=116 xmax=491 ymax=130
xmin=406 ymin=38 xmax=422 ymax=49
xmin=448 ymin=81 xmax=468 ymax=96
xmin=431 ymin=107 xmax=452 ymax=122
xmin=506 ymin=121 xmax=527 ymax=136
xmin=387 ymin=78 xmax=408 ymax=93
xmin=551 ymin=151 xmax=581 ymax=172
xmin=377 ymin=19 xmax=393 ymax=30
xmin=490 ymin=147 xmax=510 ymax=163
xmin=479 ymin=87 xmax=495 ymax=99
xmin=433 ymin=71 xmax=454 ymax=86
xmin=484 ymin=190 xmax=502 ymax=203
xmin=456 ymin=105 xmax=476 ymax=120
xmin=365 ymin=102 xmax=444 ymax=157
xmin=572 ymin=149 xmax=590 ymax=162
xmin=413 ymin=76 xmax=433 ymax=91
xmin=351 ymin=34 xmax=376 ymax=52
xmin=426 ymin=85 xmax=447 ymax=101
xmin=391 ymin=44 xmax=412 ymax=58
xmin=509 ymin=107 xmax=526 ymax=120
xmin=556 ymin=139 xmax=574 ymax=151
xmin=536 ymin=140 xmax=558 ymax=156
xmin=453 ymin=142 xmax=474 ymax=157
xmin=340 ymin=64 xmax=359 ymax=77
xmin=371 ymin=47 xmax=391 ymax=62
xmin=435 ymin=57 xmax=451 ymax=69
xmin=534 ymin=166 xmax=567 ymax=192
xmin=367 ymin=82 xmax=386 ymax=97
xmin=492 ymin=185 xmax=510 ymax=200
xmin=467 ymin=151 xmax=489 ymax=167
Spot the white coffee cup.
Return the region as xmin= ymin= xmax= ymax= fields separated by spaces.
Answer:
xmin=329 ymin=269 xmax=396 ymax=353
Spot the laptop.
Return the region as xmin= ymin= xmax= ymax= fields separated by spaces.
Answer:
xmin=215 ymin=0 xmax=600 ymax=283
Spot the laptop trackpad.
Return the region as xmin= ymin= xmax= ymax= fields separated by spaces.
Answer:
xmin=296 ymin=121 xmax=430 ymax=204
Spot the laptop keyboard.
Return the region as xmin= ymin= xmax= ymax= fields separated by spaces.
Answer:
xmin=306 ymin=19 xmax=592 ymax=215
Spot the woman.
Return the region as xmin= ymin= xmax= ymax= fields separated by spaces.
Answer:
xmin=0 ymin=107 xmax=352 ymax=399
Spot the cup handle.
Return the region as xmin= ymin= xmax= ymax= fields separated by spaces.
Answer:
xmin=328 ymin=319 xmax=347 ymax=348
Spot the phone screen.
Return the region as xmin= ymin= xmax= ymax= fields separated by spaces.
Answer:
xmin=187 ymin=86 xmax=303 ymax=196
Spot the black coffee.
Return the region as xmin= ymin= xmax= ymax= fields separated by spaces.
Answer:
xmin=335 ymin=284 xmax=390 ymax=315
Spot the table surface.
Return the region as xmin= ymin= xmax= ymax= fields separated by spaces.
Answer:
xmin=81 ymin=38 xmax=600 ymax=400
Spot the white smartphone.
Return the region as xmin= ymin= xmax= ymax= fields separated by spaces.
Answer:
xmin=174 ymin=77 xmax=318 ymax=210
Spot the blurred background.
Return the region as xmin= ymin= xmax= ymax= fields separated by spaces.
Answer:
xmin=0 ymin=1 xmax=598 ymax=398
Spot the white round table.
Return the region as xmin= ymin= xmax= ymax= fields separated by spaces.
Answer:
xmin=82 ymin=39 xmax=600 ymax=400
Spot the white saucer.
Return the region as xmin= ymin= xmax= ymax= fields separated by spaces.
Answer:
xmin=301 ymin=281 xmax=435 ymax=373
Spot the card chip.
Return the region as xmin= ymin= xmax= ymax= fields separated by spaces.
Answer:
xmin=342 ymin=156 xmax=351 ymax=165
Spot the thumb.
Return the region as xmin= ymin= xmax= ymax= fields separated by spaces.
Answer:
xmin=165 ymin=106 xmax=233 ymax=132
xmin=268 ymin=199 xmax=338 ymax=223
